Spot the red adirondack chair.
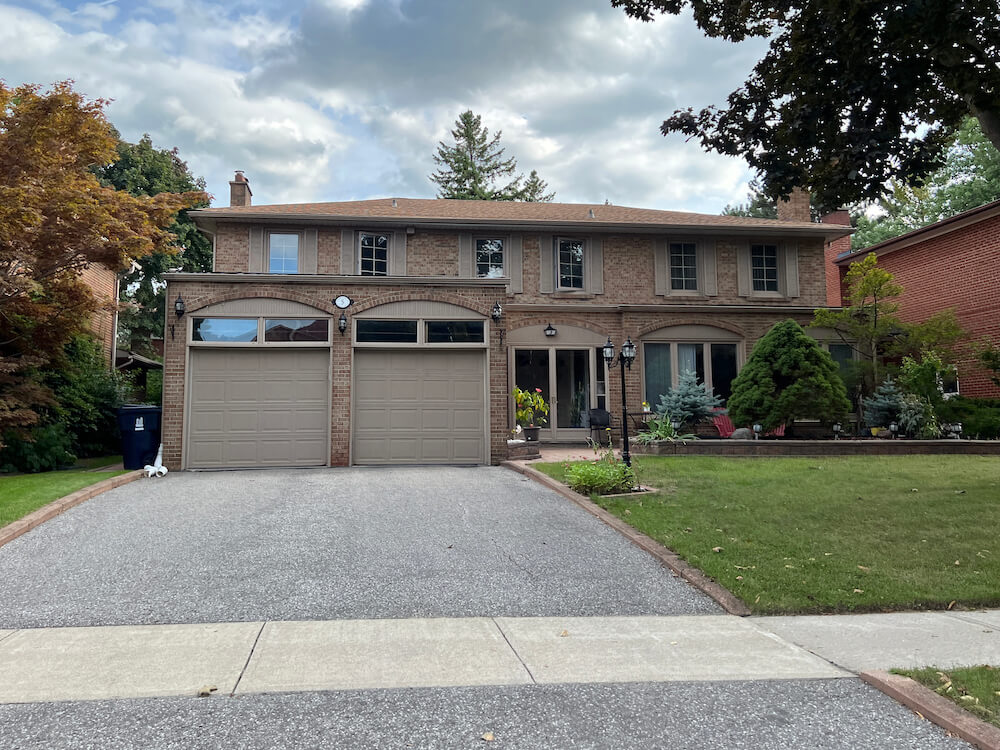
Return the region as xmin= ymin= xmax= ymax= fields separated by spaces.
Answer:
xmin=712 ymin=409 xmax=786 ymax=437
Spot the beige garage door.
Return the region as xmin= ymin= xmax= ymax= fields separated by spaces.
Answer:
xmin=353 ymin=350 xmax=486 ymax=465
xmin=187 ymin=348 xmax=330 ymax=469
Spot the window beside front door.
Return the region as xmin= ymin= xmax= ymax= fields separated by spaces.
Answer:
xmin=359 ymin=233 xmax=390 ymax=276
xmin=476 ymin=238 xmax=504 ymax=278
xmin=268 ymin=233 xmax=299 ymax=274
xmin=643 ymin=341 xmax=740 ymax=405
xmin=557 ymin=238 xmax=585 ymax=289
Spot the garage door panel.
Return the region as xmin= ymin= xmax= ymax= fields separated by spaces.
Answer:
xmin=188 ymin=349 xmax=330 ymax=469
xmin=353 ymin=349 xmax=486 ymax=465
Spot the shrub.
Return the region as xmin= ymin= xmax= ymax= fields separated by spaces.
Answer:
xmin=44 ymin=336 xmax=127 ymax=457
xmin=938 ymin=397 xmax=1000 ymax=439
xmin=898 ymin=393 xmax=939 ymax=438
xmin=566 ymin=445 xmax=637 ymax=495
xmin=634 ymin=414 xmax=697 ymax=444
xmin=728 ymin=320 xmax=851 ymax=431
xmin=862 ymin=378 xmax=903 ymax=428
xmin=0 ymin=424 xmax=76 ymax=473
xmin=512 ymin=386 xmax=549 ymax=427
xmin=655 ymin=372 xmax=723 ymax=429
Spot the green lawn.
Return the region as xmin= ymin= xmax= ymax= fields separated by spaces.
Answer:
xmin=536 ymin=455 xmax=1000 ymax=614
xmin=0 ymin=460 xmax=127 ymax=529
xmin=896 ymin=666 xmax=1000 ymax=729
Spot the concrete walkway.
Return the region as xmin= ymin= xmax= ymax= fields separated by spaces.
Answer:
xmin=2 ymin=609 xmax=997 ymax=704
xmin=0 ymin=615 xmax=847 ymax=704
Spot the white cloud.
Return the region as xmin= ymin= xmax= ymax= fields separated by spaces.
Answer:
xmin=0 ymin=0 xmax=768 ymax=212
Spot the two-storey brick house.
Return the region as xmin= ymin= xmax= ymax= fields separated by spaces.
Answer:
xmin=160 ymin=174 xmax=849 ymax=470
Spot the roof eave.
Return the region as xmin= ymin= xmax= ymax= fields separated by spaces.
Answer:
xmin=190 ymin=211 xmax=848 ymax=238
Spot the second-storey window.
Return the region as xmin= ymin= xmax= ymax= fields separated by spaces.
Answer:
xmin=268 ymin=233 xmax=299 ymax=274
xmin=360 ymin=233 xmax=389 ymax=276
xmin=670 ymin=242 xmax=697 ymax=290
xmin=557 ymin=238 xmax=584 ymax=289
xmin=751 ymin=243 xmax=779 ymax=292
xmin=476 ymin=238 xmax=504 ymax=278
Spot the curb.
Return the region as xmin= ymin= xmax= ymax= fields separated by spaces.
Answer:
xmin=861 ymin=671 xmax=1000 ymax=750
xmin=501 ymin=461 xmax=751 ymax=616
xmin=0 ymin=470 xmax=144 ymax=551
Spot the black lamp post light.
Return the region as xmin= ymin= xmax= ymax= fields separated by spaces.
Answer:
xmin=832 ymin=422 xmax=842 ymax=440
xmin=602 ymin=336 xmax=637 ymax=467
xmin=491 ymin=301 xmax=505 ymax=345
xmin=752 ymin=423 xmax=762 ymax=441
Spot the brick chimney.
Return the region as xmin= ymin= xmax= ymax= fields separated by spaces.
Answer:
xmin=229 ymin=170 xmax=252 ymax=207
xmin=821 ymin=209 xmax=852 ymax=307
xmin=777 ymin=187 xmax=811 ymax=222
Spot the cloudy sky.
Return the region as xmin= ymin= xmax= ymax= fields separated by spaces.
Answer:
xmin=2 ymin=0 xmax=770 ymax=213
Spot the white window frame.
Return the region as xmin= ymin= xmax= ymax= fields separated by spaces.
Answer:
xmin=266 ymin=231 xmax=301 ymax=275
xmin=750 ymin=242 xmax=780 ymax=292
xmin=188 ymin=315 xmax=332 ymax=347
xmin=669 ymin=241 xmax=698 ymax=291
xmin=475 ymin=237 xmax=505 ymax=278
xmin=556 ymin=236 xmax=585 ymax=290
xmin=358 ymin=232 xmax=391 ymax=276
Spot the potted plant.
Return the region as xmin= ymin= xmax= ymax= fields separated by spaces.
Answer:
xmin=513 ymin=386 xmax=549 ymax=442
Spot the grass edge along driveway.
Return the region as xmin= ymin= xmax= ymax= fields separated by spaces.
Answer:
xmin=0 ymin=464 xmax=127 ymax=529
xmin=896 ymin=666 xmax=1000 ymax=730
xmin=535 ymin=455 xmax=1000 ymax=615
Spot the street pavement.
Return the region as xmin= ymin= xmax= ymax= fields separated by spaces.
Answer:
xmin=0 ymin=467 xmax=986 ymax=748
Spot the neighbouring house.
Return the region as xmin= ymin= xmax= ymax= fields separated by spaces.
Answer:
xmin=160 ymin=174 xmax=850 ymax=470
xmin=831 ymin=199 xmax=1000 ymax=399
xmin=79 ymin=262 xmax=119 ymax=368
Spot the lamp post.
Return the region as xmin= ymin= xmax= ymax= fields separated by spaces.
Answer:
xmin=603 ymin=336 xmax=637 ymax=467
xmin=833 ymin=422 xmax=842 ymax=440
xmin=752 ymin=423 xmax=762 ymax=440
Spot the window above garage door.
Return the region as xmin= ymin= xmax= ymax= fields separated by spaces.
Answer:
xmin=353 ymin=300 xmax=489 ymax=348
xmin=191 ymin=317 xmax=331 ymax=346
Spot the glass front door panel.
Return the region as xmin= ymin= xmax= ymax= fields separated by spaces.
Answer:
xmin=556 ymin=350 xmax=591 ymax=429
xmin=677 ymin=343 xmax=705 ymax=383
xmin=514 ymin=349 xmax=550 ymax=407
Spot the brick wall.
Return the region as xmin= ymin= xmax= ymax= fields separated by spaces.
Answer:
xmin=79 ymin=263 xmax=116 ymax=367
xmin=863 ymin=214 xmax=1000 ymax=398
xmin=214 ymin=223 xmax=249 ymax=272
xmin=162 ymin=280 xmax=507 ymax=469
xmin=822 ymin=210 xmax=852 ymax=307
xmin=405 ymin=232 xmax=459 ymax=276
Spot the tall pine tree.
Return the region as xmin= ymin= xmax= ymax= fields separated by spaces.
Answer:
xmin=430 ymin=111 xmax=554 ymax=202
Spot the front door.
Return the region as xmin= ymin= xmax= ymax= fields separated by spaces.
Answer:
xmin=514 ymin=348 xmax=605 ymax=440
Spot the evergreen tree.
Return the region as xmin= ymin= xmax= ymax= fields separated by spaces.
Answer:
xmin=722 ymin=182 xmax=777 ymax=219
xmin=655 ymin=372 xmax=724 ymax=428
xmin=862 ymin=379 xmax=903 ymax=428
xmin=728 ymin=320 xmax=851 ymax=431
xmin=429 ymin=111 xmax=554 ymax=202
xmin=97 ymin=134 xmax=211 ymax=356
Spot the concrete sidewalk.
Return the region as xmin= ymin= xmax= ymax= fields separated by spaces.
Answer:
xmin=2 ymin=609 xmax=997 ymax=705
xmin=0 ymin=615 xmax=847 ymax=704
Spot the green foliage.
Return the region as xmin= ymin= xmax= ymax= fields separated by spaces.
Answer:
xmin=430 ymin=111 xmax=554 ymax=202
xmin=44 ymin=336 xmax=127 ymax=456
xmin=634 ymin=415 xmax=696 ymax=444
xmin=611 ymin=1 xmax=1000 ymax=208
xmin=979 ymin=344 xmax=1000 ymax=387
xmin=899 ymin=666 xmax=1000 ymax=730
xmin=937 ymin=397 xmax=1000 ymax=440
xmin=566 ymin=445 xmax=637 ymax=495
xmin=145 ymin=369 xmax=164 ymax=406
xmin=862 ymin=379 xmax=903 ymax=428
xmin=852 ymin=118 xmax=1000 ymax=249
xmin=512 ymin=386 xmax=549 ymax=427
xmin=728 ymin=320 xmax=850 ymax=430
xmin=721 ymin=182 xmax=778 ymax=219
xmin=0 ymin=423 xmax=76 ymax=474
xmin=898 ymin=393 xmax=938 ymax=438
xmin=655 ymin=372 xmax=724 ymax=428
xmin=97 ymin=133 xmax=211 ymax=357
xmin=899 ymin=350 xmax=951 ymax=408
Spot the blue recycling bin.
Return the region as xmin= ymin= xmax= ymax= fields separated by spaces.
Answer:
xmin=117 ymin=405 xmax=162 ymax=470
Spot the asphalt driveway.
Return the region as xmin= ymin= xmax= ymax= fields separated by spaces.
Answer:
xmin=0 ymin=466 xmax=719 ymax=628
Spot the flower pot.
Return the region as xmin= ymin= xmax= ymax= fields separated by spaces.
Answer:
xmin=870 ymin=427 xmax=880 ymax=437
xmin=522 ymin=426 xmax=541 ymax=442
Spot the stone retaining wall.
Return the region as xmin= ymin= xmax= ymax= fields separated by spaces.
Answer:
xmin=634 ymin=439 xmax=1000 ymax=456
